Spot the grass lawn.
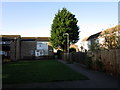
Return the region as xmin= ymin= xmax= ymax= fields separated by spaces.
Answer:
xmin=3 ymin=60 xmax=88 ymax=84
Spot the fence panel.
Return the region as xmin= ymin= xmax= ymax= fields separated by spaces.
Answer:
xmin=90 ymin=49 xmax=120 ymax=76
xmin=61 ymin=49 xmax=120 ymax=76
xmin=62 ymin=52 xmax=87 ymax=64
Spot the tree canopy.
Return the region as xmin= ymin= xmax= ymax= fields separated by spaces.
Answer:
xmin=50 ymin=8 xmax=80 ymax=52
xmin=100 ymin=25 xmax=120 ymax=49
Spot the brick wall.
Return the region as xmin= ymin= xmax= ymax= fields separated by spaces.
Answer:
xmin=48 ymin=45 xmax=54 ymax=56
xmin=21 ymin=41 xmax=36 ymax=59
xmin=10 ymin=38 xmax=21 ymax=61
xmin=10 ymin=40 xmax=16 ymax=61
xmin=16 ymin=39 xmax=20 ymax=60
xmin=21 ymin=41 xmax=54 ymax=60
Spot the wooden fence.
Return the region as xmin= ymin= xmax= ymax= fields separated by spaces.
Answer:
xmin=88 ymin=49 xmax=120 ymax=76
xmin=62 ymin=49 xmax=120 ymax=76
xmin=62 ymin=52 xmax=87 ymax=64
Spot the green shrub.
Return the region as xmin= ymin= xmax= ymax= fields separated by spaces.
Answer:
xmin=57 ymin=50 xmax=63 ymax=59
xmin=95 ymin=60 xmax=104 ymax=71
xmin=69 ymin=48 xmax=76 ymax=53
xmin=85 ymin=56 xmax=93 ymax=69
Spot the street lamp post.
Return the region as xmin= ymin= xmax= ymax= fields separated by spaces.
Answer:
xmin=14 ymin=37 xmax=17 ymax=61
xmin=64 ymin=33 xmax=70 ymax=63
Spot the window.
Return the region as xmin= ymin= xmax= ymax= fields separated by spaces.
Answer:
xmin=40 ymin=52 xmax=42 ymax=54
xmin=1 ymin=51 xmax=8 ymax=56
xmin=37 ymin=52 xmax=39 ymax=56
xmin=2 ymin=41 xmax=10 ymax=44
xmin=0 ymin=51 xmax=2 ymax=55
xmin=3 ymin=42 xmax=6 ymax=44
xmin=87 ymin=41 xmax=91 ymax=46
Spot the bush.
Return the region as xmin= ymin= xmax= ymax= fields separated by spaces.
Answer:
xmin=57 ymin=50 xmax=63 ymax=59
xmin=85 ymin=56 xmax=93 ymax=69
xmin=69 ymin=48 xmax=76 ymax=53
xmin=54 ymin=53 xmax=58 ymax=59
xmin=95 ymin=60 xmax=104 ymax=71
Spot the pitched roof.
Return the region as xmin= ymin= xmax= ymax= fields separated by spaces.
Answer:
xmin=0 ymin=35 xmax=50 ymax=41
xmin=82 ymin=25 xmax=120 ymax=42
xmin=82 ymin=37 xmax=89 ymax=42
xmin=101 ymin=25 xmax=120 ymax=35
xmin=87 ymin=32 xmax=101 ymax=41
xmin=36 ymin=37 xmax=49 ymax=41
xmin=0 ymin=35 xmax=21 ymax=39
xmin=0 ymin=35 xmax=21 ymax=41
xmin=21 ymin=37 xmax=50 ymax=41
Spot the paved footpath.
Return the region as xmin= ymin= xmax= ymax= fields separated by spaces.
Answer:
xmin=3 ymin=60 xmax=120 ymax=88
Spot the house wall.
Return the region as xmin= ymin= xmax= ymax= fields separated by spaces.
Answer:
xmin=10 ymin=40 xmax=15 ymax=61
xmin=35 ymin=41 xmax=54 ymax=59
xmin=2 ymin=40 xmax=11 ymax=62
xmin=16 ymin=39 xmax=20 ymax=60
xmin=36 ymin=41 xmax=48 ymax=56
xmin=21 ymin=41 xmax=36 ymax=59
xmin=48 ymin=45 xmax=54 ymax=56
xmin=81 ymin=41 xmax=89 ymax=51
xmin=87 ymin=38 xmax=99 ymax=51
xmin=21 ymin=41 xmax=54 ymax=60
xmin=10 ymin=38 xmax=21 ymax=61
xmin=1 ymin=35 xmax=54 ymax=61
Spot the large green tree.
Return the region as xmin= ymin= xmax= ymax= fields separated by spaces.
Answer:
xmin=50 ymin=8 xmax=80 ymax=52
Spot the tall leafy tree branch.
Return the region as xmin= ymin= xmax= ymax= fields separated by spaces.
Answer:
xmin=50 ymin=8 xmax=80 ymax=52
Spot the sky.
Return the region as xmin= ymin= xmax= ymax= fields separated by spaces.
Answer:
xmin=1 ymin=1 xmax=118 ymax=47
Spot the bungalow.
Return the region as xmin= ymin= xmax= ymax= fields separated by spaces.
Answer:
xmin=0 ymin=35 xmax=54 ymax=62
